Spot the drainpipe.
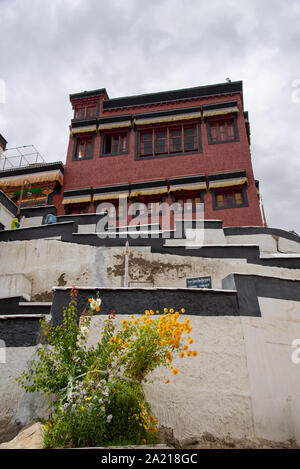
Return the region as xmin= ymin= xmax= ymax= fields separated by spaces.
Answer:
xmin=124 ymin=241 xmax=129 ymax=288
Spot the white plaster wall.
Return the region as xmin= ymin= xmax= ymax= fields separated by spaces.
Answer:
xmin=0 ymin=274 xmax=31 ymax=298
xmin=1 ymin=240 xmax=300 ymax=297
xmin=241 ymin=298 xmax=300 ymax=444
xmin=0 ymin=204 xmax=14 ymax=230
xmin=0 ymin=239 xmax=99 ymax=297
xmin=278 ymin=237 xmax=300 ymax=254
xmin=226 ymin=234 xmax=300 ymax=254
xmin=77 ymin=224 xmax=96 ymax=234
xmin=86 ymin=314 xmax=253 ymax=442
xmin=20 ymin=216 xmax=43 ymax=229
xmin=2 ymin=306 xmax=300 ymax=445
xmin=225 ymin=234 xmax=278 ymax=253
xmin=165 ymin=227 xmax=226 ymax=246
xmin=0 ymin=347 xmax=37 ymax=422
xmin=107 ymin=247 xmax=300 ymax=290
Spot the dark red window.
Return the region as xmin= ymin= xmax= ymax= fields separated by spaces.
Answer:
xmin=75 ymin=108 xmax=85 ymax=119
xmin=209 ymin=119 xmax=235 ymax=143
xmin=76 ymin=137 xmax=93 ymax=159
xmin=140 ymin=132 xmax=153 ymax=156
xmin=173 ymin=196 xmax=202 ymax=213
xmin=215 ymin=189 xmax=244 ymax=208
xmin=68 ymin=203 xmax=87 ymax=215
xmin=74 ymin=106 xmax=97 ymax=119
xmin=139 ymin=125 xmax=198 ymax=157
xmin=103 ymin=133 xmax=127 ymax=154
xmin=86 ymin=106 xmax=97 ymax=118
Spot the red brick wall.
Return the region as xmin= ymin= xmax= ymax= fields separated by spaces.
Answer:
xmin=57 ymin=93 xmax=263 ymax=227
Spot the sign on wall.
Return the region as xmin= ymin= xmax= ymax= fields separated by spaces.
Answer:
xmin=186 ymin=276 xmax=212 ymax=289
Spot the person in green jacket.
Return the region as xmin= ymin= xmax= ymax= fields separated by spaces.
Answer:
xmin=11 ymin=215 xmax=20 ymax=229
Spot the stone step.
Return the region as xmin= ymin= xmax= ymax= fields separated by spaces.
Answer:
xmin=106 ymin=223 xmax=161 ymax=232
xmin=0 ymin=296 xmax=52 ymax=316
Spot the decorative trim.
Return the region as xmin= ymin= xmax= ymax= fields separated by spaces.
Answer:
xmin=51 ymin=287 xmax=240 ymax=328
xmin=0 ymin=161 xmax=64 ymax=178
xmin=224 ymin=226 xmax=300 ymax=244
xmin=70 ymin=88 xmax=109 ymax=100
xmin=0 ymin=190 xmax=18 ymax=216
xmin=102 ymin=81 xmax=243 ymax=110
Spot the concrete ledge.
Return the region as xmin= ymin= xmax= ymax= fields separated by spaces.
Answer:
xmin=224 ymin=226 xmax=300 ymax=244
xmin=0 ymin=221 xmax=74 ymax=242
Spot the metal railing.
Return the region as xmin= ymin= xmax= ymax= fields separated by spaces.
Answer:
xmin=0 ymin=145 xmax=46 ymax=170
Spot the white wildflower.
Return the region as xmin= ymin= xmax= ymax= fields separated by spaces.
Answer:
xmin=89 ymin=298 xmax=102 ymax=311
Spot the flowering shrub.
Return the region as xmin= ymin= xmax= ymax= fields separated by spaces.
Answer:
xmin=17 ymin=288 xmax=197 ymax=448
xmin=44 ymin=375 xmax=111 ymax=447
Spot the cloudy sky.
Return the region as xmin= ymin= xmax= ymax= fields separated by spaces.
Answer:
xmin=0 ymin=0 xmax=299 ymax=233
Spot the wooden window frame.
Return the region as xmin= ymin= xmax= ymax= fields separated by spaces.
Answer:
xmin=206 ymin=114 xmax=239 ymax=145
xmin=100 ymin=130 xmax=130 ymax=157
xmin=137 ymin=122 xmax=200 ymax=159
xmin=72 ymin=134 xmax=95 ymax=160
xmin=74 ymin=105 xmax=97 ymax=120
xmin=170 ymin=191 xmax=205 ymax=213
xmin=211 ymin=185 xmax=248 ymax=210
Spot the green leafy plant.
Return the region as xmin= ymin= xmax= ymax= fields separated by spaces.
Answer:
xmin=17 ymin=288 xmax=196 ymax=448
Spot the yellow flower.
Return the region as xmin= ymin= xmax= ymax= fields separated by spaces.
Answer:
xmin=88 ymin=298 xmax=92 ymax=303
xmin=152 ymin=426 xmax=157 ymax=433
xmin=130 ymin=315 xmax=134 ymax=319
xmin=140 ymin=346 xmax=144 ymax=351
xmin=179 ymin=352 xmax=184 ymax=358
xmin=124 ymin=342 xmax=129 ymax=348
xmin=81 ymin=406 xmax=85 ymax=411
xmin=170 ymin=308 xmax=174 ymax=313
xmin=181 ymin=308 xmax=185 ymax=313
xmin=188 ymin=337 xmax=194 ymax=345
xmin=122 ymin=319 xmax=127 ymax=326
xmin=163 ymin=308 xmax=168 ymax=313
xmin=161 ymin=339 xmax=166 ymax=346
xmin=193 ymin=350 xmax=198 ymax=356
xmin=187 ymin=351 xmax=192 ymax=357
xmin=85 ymin=397 xmax=92 ymax=401
xmin=172 ymin=368 xmax=178 ymax=375
xmin=142 ymin=439 xmax=146 ymax=444
xmin=184 ymin=344 xmax=188 ymax=351
xmin=118 ymin=338 xmax=123 ymax=345
xmin=165 ymin=379 xmax=170 ymax=384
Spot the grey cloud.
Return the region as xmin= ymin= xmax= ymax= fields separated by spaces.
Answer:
xmin=0 ymin=0 xmax=299 ymax=232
